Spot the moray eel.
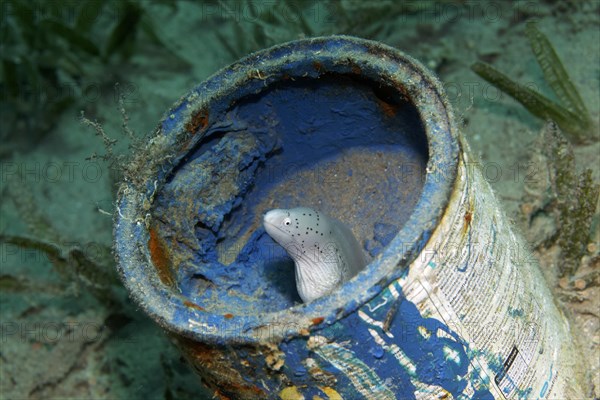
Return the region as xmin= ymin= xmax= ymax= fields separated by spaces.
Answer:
xmin=263 ymin=207 xmax=366 ymax=303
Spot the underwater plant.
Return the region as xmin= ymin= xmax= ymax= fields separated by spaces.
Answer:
xmin=0 ymin=178 xmax=122 ymax=306
xmin=521 ymin=121 xmax=599 ymax=278
xmin=0 ymin=0 xmax=187 ymax=157
xmin=212 ymin=0 xmax=442 ymax=60
xmin=212 ymin=0 xmax=316 ymax=60
xmin=471 ymin=21 xmax=594 ymax=143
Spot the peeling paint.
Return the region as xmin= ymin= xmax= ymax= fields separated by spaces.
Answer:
xmin=115 ymin=36 xmax=585 ymax=399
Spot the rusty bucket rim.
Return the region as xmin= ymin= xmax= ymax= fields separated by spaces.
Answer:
xmin=114 ymin=35 xmax=459 ymax=344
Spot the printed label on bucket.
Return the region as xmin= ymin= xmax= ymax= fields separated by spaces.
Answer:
xmin=382 ymin=157 xmax=578 ymax=398
xmin=306 ymin=156 xmax=583 ymax=399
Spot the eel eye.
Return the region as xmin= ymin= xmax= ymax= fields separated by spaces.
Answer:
xmin=283 ymin=218 xmax=291 ymax=226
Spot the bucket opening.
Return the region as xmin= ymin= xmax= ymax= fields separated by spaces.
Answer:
xmin=116 ymin=36 xmax=458 ymax=342
xmin=151 ymin=72 xmax=429 ymax=316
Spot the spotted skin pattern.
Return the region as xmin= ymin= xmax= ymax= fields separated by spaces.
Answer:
xmin=263 ymin=207 xmax=366 ymax=302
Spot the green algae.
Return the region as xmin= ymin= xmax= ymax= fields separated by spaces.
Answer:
xmin=471 ymin=21 xmax=594 ymax=143
xmin=521 ymin=122 xmax=599 ymax=277
xmin=0 ymin=0 xmax=188 ymax=157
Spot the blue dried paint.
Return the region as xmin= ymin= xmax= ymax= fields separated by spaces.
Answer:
xmin=115 ymin=36 xmax=470 ymax=398
xmin=370 ymin=346 xmax=385 ymax=359
xmin=152 ymin=75 xmax=427 ymax=314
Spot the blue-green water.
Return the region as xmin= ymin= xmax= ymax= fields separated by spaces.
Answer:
xmin=1 ymin=1 xmax=598 ymax=398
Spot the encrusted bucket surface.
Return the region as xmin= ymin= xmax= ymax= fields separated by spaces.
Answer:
xmin=153 ymin=75 xmax=430 ymax=314
xmin=115 ymin=35 xmax=456 ymax=341
xmin=114 ymin=36 xmax=584 ymax=398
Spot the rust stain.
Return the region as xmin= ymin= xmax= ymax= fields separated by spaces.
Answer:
xmin=184 ymin=300 xmax=204 ymax=311
xmin=185 ymin=108 xmax=209 ymax=134
xmin=148 ymin=226 xmax=175 ymax=287
xmin=313 ymin=61 xmax=325 ymax=73
xmin=462 ymin=210 xmax=472 ymax=236
xmin=462 ymin=201 xmax=474 ymax=236
xmin=350 ymin=64 xmax=362 ymax=75
xmin=224 ymin=313 xmax=234 ymax=319
xmin=221 ymin=380 xmax=264 ymax=397
xmin=376 ymin=97 xmax=399 ymax=118
xmin=311 ymin=317 xmax=324 ymax=325
xmin=213 ymin=390 xmax=231 ymax=400
xmin=396 ymin=84 xmax=411 ymax=102
xmin=464 ymin=211 xmax=472 ymax=225
xmin=177 ymin=337 xmax=266 ymax=398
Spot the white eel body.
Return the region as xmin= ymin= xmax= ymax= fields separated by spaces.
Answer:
xmin=263 ymin=207 xmax=365 ymax=303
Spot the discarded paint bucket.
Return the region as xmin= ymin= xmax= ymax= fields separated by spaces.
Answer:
xmin=114 ymin=36 xmax=587 ymax=399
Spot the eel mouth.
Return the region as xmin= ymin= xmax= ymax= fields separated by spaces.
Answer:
xmin=263 ymin=215 xmax=275 ymax=228
xmin=263 ymin=216 xmax=282 ymax=236
xmin=263 ymin=215 xmax=299 ymax=255
xmin=263 ymin=211 xmax=285 ymax=235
